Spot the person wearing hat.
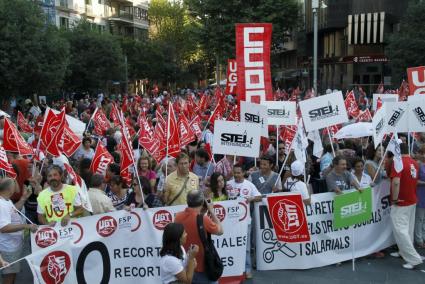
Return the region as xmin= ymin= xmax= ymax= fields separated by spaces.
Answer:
xmin=283 ymin=160 xmax=311 ymax=205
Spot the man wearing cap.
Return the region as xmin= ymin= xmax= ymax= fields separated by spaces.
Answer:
xmin=283 ymin=160 xmax=311 ymax=205
xmin=249 ymin=155 xmax=282 ymax=195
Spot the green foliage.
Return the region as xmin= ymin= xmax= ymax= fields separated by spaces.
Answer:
xmin=387 ymin=0 xmax=425 ymax=83
xmin=62 ymin=22 xmax=125 ymax=93
xmin=0 ymin=0 xmax=69 ymax=97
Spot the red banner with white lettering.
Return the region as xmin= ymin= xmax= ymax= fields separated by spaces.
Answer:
xmin=17 ymin=111 xmax=34 ymax=133
xmin=267 ymin=194 xmax=310 ymax=243
xmin=0 ymin=147 xmax=17 ymax=178
xmin=90 ymin=142 xmax=113 ymax=176
xmin=225 ymin=59 xmax=237 ymax=95
xmin=3 ymin=118 xmax=34 ymax=156
xmin=407 ymin=66 xmax=425 ymax=96
xmin=61 ymin=124 xmax=81 ymax=157
xmin=236 ymin=23 xmax=273 ymax=103
xmin=92 ymin=108 xmax=111 ymax=136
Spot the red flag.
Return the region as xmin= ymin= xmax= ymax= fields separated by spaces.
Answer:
xmin=225 ymin=59 xmax=237 ymax=95
xmin=17 ymin=111 xmax=33 ymax=133
xmin=125 ymin=117 xmax=136 ymax=138
xmin=40 ymin=109 xmax=66 ymax=157
xmin=178 ymin=113 xmax=196 ymax=147
xmin=118 ymin=128 xmax=134 ymax=186
xmin=227 ymin=104 xmax=240 ymax=122
xmin=322 ymin=125 xmax=341 ymax=140
xmin=344 ymin=90 xmax=360 ymax=118
xmin=280 ymin=125 xmax=297 ymax=154
xmin=198 ymin=93 xmax=209 ymax=112
xmin=236 ymin=23 xmax=273 ymax=103
xmin=110 ymin=103 xmax=121 ymax=126
xmin=190 ymin=115 xmax=203 ymax=140
xmin=167 ymin=103 xmax=181 ymax=158
xmin=398 ymin=80 xmax=409 ymax=101
xmin=0 ymin=147 xmax=17 ymax=178
xmin=3 ymin=118 xmax=34 ymax=156
xmin=215 ymin=88 xmax=225 ymax=108
xmin=376 ymin=82 xmax=384 ymax=94
xmin=204 ymin=143 xmax=213 ymax=160
xmin=267 ymin=194 xmax=310 ymax=242
xmin=121 ymin=97 xmax=128 ymax=114
xmin=138 ymin=113 xmax=161 ymax=157
xmin=207 ymin=104 xmax=225 ymax=125
xmin=90 ymin=142 xmax=113 ymax=176
xmin=356 ymin=109 xmax=373 ymax=122
xmin=407 ymin=66 xmax=425 ymax=96
xmin=92 ymin=108 xmax=110 ymax=136
xmin=33 ymin=115 xmax=44 ymax=135
xmin=185 ymin=95 xmax=197 ymax=120
xmin=61 ymin=123 xmax=81 ymax=157
xmin=376 ymin=97 xmax=383 ymax=111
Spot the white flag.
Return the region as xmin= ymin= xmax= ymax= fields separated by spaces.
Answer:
xmin=26 ymin=241 xmax=77 ymax=284
xmin=386 ymin=133 xmax=403 ymax=173
xmin=307 ymin=130 xmax=323 ymax=158
xmin=292 ymin=120 xmax=308 ymax=163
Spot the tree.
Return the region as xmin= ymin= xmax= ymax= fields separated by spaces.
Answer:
xmin=0 ymin=0 xmax=69 ymax=97
xmin=63 ymin=22 xmax=125 ymax=93
xmin=387 ymin=0 xmax=425 ymax=83
xmin=184 ymin=0 xmax=300 ymax=64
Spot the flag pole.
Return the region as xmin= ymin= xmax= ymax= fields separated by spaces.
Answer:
xmin=408 ymin=132 xmax=411 ymax=156
xmin=274 ymin=137 xmax=297 ymax=187
xmin=165 ymin=105 xmax=171 ymax=179
xmin=326 ymin=127 xmax=336 ymax=157
xmin=351 ymin=226 xmax=356 ymax=271
xmin=372 ymin=135 xmax=393 ymax=183
xmin=276 ymin=126 xmax=279 ymax=170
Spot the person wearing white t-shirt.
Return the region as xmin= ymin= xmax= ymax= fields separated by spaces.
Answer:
xmin=283 ymin=160 xmax=311 ymax=205
xmin=351 ymin=159 xmax=373 ymax=188
xmin=227 ymin=164 xmax=261 ymax=279
xmin=0 ymin=178 xmax=38 ymax=284
xmin=160 ymin=223 xmax=198 ymax=284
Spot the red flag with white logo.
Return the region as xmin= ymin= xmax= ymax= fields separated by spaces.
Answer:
xmin=33 ymin=115 xmax=44 ymax=135
xmin=61 ymin=123 xmax=81 ymax=158
xmin=356 ymin=109 xmax=373 ymax=122
xmin=344 ymin=90 xmax=360 ymax=118
xmin=167 ymin=103 xmax=181 ymax=158
xmin=3 ymin=118 xmax=34 ymax=156
xmin=407 ymin=66 xmax=425 ymax=96
xmin=92 ymin=108 xmax=111 ymax=136
xmin=63 ymin=161 xmax=92 ymax=212
xmin=178 ymin=113 xmax=195 ymax=147
xmin=236 ymin=23 xmax=273 ymax=103
xmin=0 ymin=147 xmax=17 ymax=178
xmin=40 ymin=109 xmax=66 ymax=157
xmin=138 ymin=114 xmax=161 ymax=158
xmin=207 ymin=103 xmax=225 ymax=125
xmin=190 ymin=115 xmax=203 ymax=140
xmin=185 ymin=94 xmax=197 ymax=120
xmin=110 ymin=103 xmax=121 ymax=127
xmin=267 ymin=194 xmax=310 ymax=242
xmin=280 ymin=125 xmax=297 ymax=154
xmin=90 ymin=142 xmax=113 ymax=176
xmin=17 ymin=111 xmax=34 ymax=133
xmin=227 ymin=104 xmax=240 ymax=122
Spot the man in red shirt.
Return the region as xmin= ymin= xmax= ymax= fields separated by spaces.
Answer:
xmin=175 ymin=190 xmax=223 ymax=283
xmin=390 ymin=142 xmax=423 ymax=269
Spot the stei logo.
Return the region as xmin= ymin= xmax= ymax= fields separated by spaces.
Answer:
xmin=244 ymin=112 xmax=264 ymax=125
xmin=213 ymin=204 xmax=226 ymax=222
xmin=271 ymin=200 xmax=305 ymax=234
xmin=413 ymin=107 xmax=425 ymax=126
xmin=375 ymin=118 xmax=384 ymax=135
xmin=308 ymin=101 xmax=339 ymax=121
xmin=40 ymin=250 xmax=71 ymax=284
xmin=96 ymin=216 xmax=118 ymax=237
xmin=220 ymin=131 xmax=253 ymax=148
xmin=153 ymin=210 xmax=173 ymax=230
xmin=340 ymin=201 xmax=367 ymax=218
xmin=388 ymin=108 xmax=405 ymax=127
xmin=267 ymin=108 xmax=290 ymax=118
xmin=35 ymin=227 xmax=58 ymax=248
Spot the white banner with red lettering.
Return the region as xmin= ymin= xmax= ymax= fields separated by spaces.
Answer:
xmin=254 ymin=181 xmax=394 ymax=270
xmin=31 ymin=200 xmax=249 ymax=283
xmin=235 ymin=23 xmax=273 ymax=103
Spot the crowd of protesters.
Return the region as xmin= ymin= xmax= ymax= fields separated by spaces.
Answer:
xmin=0 ymin=88 xmax=424 ymax=284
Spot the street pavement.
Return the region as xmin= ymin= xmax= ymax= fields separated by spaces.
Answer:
xmin=13 ymin=244 xmax=425 ymax=284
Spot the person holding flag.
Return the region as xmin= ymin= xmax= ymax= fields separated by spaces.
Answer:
xmin=37 ymin=165 xmax=84 ymax=226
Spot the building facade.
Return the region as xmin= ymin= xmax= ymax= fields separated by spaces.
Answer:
xmin=39 ymin=0 xmax=149 ymax=40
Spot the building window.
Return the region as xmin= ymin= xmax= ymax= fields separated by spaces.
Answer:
xmin=85 ymin=0 xmax=92 ymax=5
xmin=98 ymin=0 xmax=103 ymax=4
xmin=59 ymin=17 xmax=69 ymax=29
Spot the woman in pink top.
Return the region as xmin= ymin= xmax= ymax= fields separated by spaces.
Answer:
xmin=137 ymin=156 xmax=157 ymax=189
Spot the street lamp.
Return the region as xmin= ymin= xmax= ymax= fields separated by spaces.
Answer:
xmin=312 ymin=0 xmax=327 ymax=94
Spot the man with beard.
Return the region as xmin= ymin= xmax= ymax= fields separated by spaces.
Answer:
xmin=37 ymin=165 xmax=84 ymax=226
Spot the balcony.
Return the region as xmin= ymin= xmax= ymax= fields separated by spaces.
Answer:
xmin=84 ymin=4 xmax=95 ymax=17
xmin=109 ymin=8 xmax=149 ymax=29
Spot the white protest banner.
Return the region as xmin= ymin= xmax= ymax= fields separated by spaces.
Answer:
xmin=254 ymin=181 xmax=394 ymax=270
xmin=299 ymin=91 xmax=348 ymax=132
xmin=262 ymin=101 xmax=297 ymax=126
xmin=372 ymin=105 xmax=387 ymax=148
xmin=31 ymin=201 xmax=249 ymax=284
xmin=372 ymin=93 xmax=398 ymax=111
xmin=384 ymin=101 xmax=409 ymax=133
xmin=26 ymin=241 xmax=77 ymax=284
xmin=407 ymin=96 xmax=425 ymax=132
xmin=240 ymin=101 xmax=268 ymax=137
xmin=213 ymin=120 xmax=261 ymax=158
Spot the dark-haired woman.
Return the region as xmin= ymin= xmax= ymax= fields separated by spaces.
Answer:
xmin=107 ymin=175 xmax=131 ymax=210
xmin=208 ymin=173 xmax=228 ymax=202
xmin=160 ymin=223 xmax=198 ymax=284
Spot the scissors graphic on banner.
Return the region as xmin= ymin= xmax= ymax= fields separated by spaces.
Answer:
xmin=262 ymin=229 xmax=297 ymax=263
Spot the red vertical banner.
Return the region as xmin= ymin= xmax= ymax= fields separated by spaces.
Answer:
xmin=236 ymin=23 xmax=273 ymax=104
xmin=407 ymin=66 xmax=425 ymax=96
xmin=225 ymin=59 xmax=237 ymax=95
xmin=267 ymin=194 xmax=310 ymax=243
